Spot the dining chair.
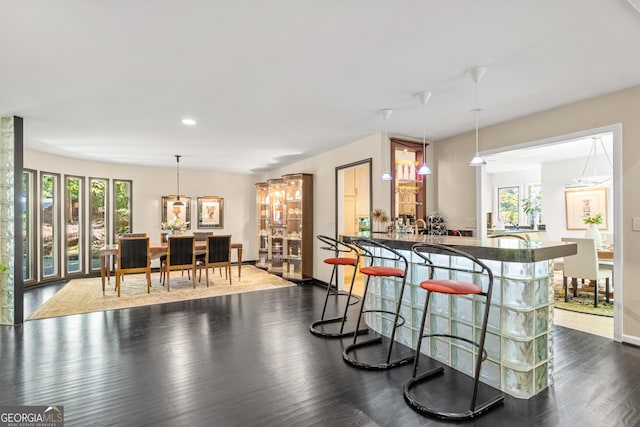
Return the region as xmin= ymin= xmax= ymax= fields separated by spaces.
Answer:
xmin=561 ymin=237 xmax=613 ymax=307
xmin=202 ymin=235 xmax=232 ymax=286
xmin=165 ymin=235 xmax=197 ymax=291
xmin=115 ymin=236 xmax=151 ymax=297
xmin=158 ymin=232 xmax=169 ymax=284
xmin=193 ymin=231 xmax=214 ymax=279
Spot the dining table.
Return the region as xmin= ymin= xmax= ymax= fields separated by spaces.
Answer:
xmin=100 ymin=241 xmax=243 ymax=288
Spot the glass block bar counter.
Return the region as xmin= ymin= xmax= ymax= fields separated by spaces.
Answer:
xmin=341 ymin=233 xmax=577 ymax=399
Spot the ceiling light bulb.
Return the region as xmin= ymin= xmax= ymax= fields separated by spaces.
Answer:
xmin=181 ymin=118 xmax=197 ymax=126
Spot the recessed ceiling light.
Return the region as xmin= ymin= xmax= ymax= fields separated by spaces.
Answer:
xmin=181 ymin=118 xmax=196 ymax=126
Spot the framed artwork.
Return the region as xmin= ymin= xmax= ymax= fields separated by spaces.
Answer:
xmin=564 ymin=187 xmax=608 ymax=230
xmin=198 ymin=196 xmax=224 ymax=229
xmin=162 ymin=195 xmax=191 ymax=228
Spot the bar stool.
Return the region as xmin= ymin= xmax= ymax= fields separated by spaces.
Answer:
xmin=405 ymin=243 xmax=504 ymax=421
xmin=310 ymin=235 xmax=368 ymax=338
xmin=343 ymin=239 xmax=414 ymax=370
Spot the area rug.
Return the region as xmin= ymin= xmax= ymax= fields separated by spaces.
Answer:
xmin=27 ymin=266 xmax=296 ymax=320
xmin=552 ymin=271 xmax=613 ymax=317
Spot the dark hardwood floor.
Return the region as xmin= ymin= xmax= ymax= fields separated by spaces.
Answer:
xmin=2 ymin=282 xmax=639 ymax=426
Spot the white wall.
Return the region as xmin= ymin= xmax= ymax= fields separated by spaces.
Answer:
xmin=25 ymin=150 xmax=258 ymax=267
xmin=542 ymin=156 xmax=613 ymax=243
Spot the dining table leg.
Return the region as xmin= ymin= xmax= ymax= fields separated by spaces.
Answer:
xmin=237 ymin=247 xmax=242 ymax=279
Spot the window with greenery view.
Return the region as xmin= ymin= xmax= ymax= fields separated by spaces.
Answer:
xmin=113 ymin=180 xmax=132 ymax=241
xmin=65 ymin=176 xmax=84 ymax=274
xmin=90 ymin=178 xmax=108 ymax=271
xmin=41 ymin=172 xmax=60 ymax=278
xmin=498 ymin=186 xmax=520 ymax=225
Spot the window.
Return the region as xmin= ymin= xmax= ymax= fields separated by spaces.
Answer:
xmin=89 ymin=178 xmax=108 ymax=272
xmin=65 ymin=176 xmax=84 ymax=275
xmin=23 ymin=170 xmax=36 ymax=283
xmin=498 ymin=186 xmax=519 ymax=225
xmin=40 ymin=172 xmax=60 ymax=279
xmin=113 ymin=179 xmax=132 ymax=240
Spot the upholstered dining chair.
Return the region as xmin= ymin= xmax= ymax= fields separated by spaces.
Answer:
xmin=115 ymin=236 xmax=151 ymax=297
xmin=165 ymin=235 xmax=197 ymax=291
xmin=561 ymin=237 xmax=613 ymax=307
xmin=119 ymin=232 xmax=147 ymax=239
xmin=158 ymin=231 xmax=169 ymax=285
xmin=193 ymin=231 xmax=214 ymax=279
xmin=202 ymin=235 xmax=232 ymax=286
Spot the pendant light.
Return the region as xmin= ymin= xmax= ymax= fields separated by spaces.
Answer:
xmin=380 ymin=108 xmax=393 ymax=181
xmin=571 ymin=136 xmax=613 ymax=187
xmin=468 ymin=66 xmax=487 ymax=167
xmin=173 ymin=154 xmax=184 ymax=206
xmin=416 ymin=91 xmax=433 ymax=175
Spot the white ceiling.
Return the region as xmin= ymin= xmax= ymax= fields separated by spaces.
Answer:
xmin=2 ymin=0 xmax=640 ymax=174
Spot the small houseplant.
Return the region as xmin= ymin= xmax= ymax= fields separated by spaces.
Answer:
xmin=583 ymin=212 xmax=604 ymax=248
xmin=371 ymin=208 xmax=390 ymax=233
xmin=583 ymin=213 xmax=603 ymax=225
xmin=521 ymin=194 xmax=542 ymax=228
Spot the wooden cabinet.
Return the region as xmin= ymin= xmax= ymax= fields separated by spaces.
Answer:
xmin=256 ymin=173 xmax=313 ymax=280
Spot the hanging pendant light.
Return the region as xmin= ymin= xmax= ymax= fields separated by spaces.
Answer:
xmin=380 ymin=109 xmax=393 ymax=181
xmin=570 ymin=136 xmax=613 ymax=187
xmin=468 ymin=66 xmax=487 ymax=167
xmin=416 ymin=91 xmax=433 ymax=175
xmin=173 ymin=154 xmax=184 ymax=206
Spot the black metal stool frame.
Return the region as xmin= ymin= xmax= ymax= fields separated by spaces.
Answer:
xmin=342 ymin=239 xmax=414 ymax=370
xmin=310 ymin=235 xmax=368 ymax=338
xmin=405 ymin=243 xmax=504 ymax=421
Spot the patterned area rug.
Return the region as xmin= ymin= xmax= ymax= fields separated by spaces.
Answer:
xmin=552 ymin=271 xmax=614 ymax=317
xmin=28 ymin=266 xmax=295 ymax=320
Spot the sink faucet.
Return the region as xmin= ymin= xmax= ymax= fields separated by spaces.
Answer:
xmin=506 ymin=222 xmax=519 ymax=229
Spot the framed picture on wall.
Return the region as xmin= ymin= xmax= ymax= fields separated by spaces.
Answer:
xmin=198 ymin=196 xmax=224 ymax=229
xmin=162 ymin=195 xmax=191 ymax=228
xmin=564 ymin=187 xmax=608 ymax=230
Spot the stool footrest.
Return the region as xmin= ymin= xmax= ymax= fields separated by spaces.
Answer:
xmin=404 ymin=368 xmax=504 ymax=421
xmin=422 ymin=333 xmax=487 ymax=361
xmin=362 ymin=309 xmax=407 ymax=328
xmin=343 ymin=337 xmax=415 ymax=370
xmin=309 ymin=317 xmax=369 ymax=338
xmin=326 ymin=289 xmax=361 ymax=307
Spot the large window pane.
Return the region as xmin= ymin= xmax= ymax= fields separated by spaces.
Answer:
xmin=65 ymin=176 xmax=84 ymax=275
xmin=113 ymin=180 xmax=132 ymax=240
xmin=90 ymin=178 xmax=108 ymax=271
xmin=498 ymin=186 xmax=520 ymax=225
xmin=23 ymin=170 xmax=36 ymax=283
xmin=40 ymin=172 xmax=60 ymax=279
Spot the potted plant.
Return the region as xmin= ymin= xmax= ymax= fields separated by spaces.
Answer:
xmin=583 ymin=213 xmax=604 ymax=248
xmin=371 ymin=209 xmax=390 ymax=233
xmin=521 ymin=194 xmax=542 ymax=229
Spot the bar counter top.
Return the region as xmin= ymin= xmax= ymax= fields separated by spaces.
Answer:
xmin=341 ymin=232 xmax=577 ymax=263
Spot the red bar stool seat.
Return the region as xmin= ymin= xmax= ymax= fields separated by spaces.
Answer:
xmin=342 ymin=239 xmax=414 ymax=370
xmin=404 ymin=243 xmax=504 ymax=421
xmin=309 ymin=235 xmax=368 ymax=338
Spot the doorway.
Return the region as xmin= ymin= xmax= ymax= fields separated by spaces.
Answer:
xmin=336 ymin=159 xmax=372 ymax=296
xmin=478 ymin=124 xmax=621 ymax=341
